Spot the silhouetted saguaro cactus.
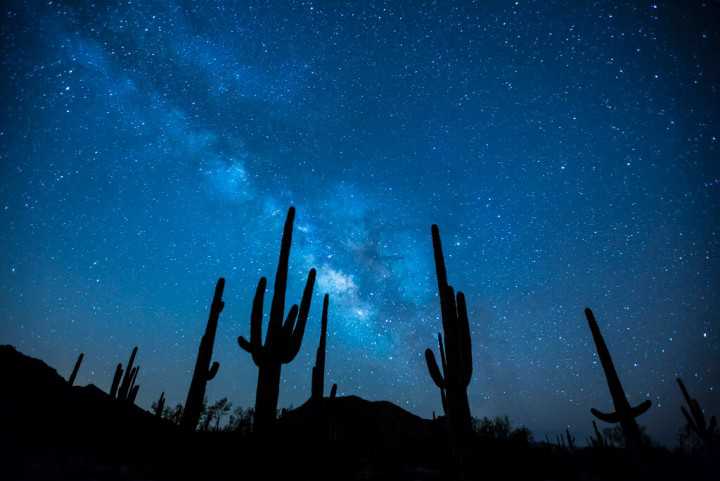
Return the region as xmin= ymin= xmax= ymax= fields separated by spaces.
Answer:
xmin=585 ymin=308 xmax=651 ymax=449
xmin=311 ymin=294 xmax=329 ymax=400
xmin=181 ymin=278 xmax=225 ymax=432
xmin=154 ymin=392 xmax=166 ymax=417
xmin=68 ymin=352 xmax=84 ymax=386
xmin=116 ymin=346 xmax=138 ymax=401
xmin=677 ymin=377 xmax=717 ymax=447
xmin=238 ymin=207 xmax=316 ymax=432
xmin=424 ymin=224 xmax=473 ymax=447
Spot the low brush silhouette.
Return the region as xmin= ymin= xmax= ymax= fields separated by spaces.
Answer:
xmin=237 ymin=206 xmax=317 ymax=432
xmin=587 ymin=420 xmax=608 ymax=448
xmin=585 ymin=308 xmax=651 ymax=449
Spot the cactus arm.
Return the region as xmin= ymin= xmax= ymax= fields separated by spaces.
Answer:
xmin=238 ymin=277 xmax=268 ymax=364
xmin=585 ymin=309 xmax=629 ymax=411
xmin=285 ymin=268 xmax=317 ymax=360
xmin=425 ymin=349 xmax=446 ymax=388
xmin=631 ymin=400 xmax=652 ymax=417
xmin=237 ymin=336 xmax=253 ymax=353
xmin=437 ymin=333 xmax=447 ymax=375
xmin=282 ymin=305 xmax=299 ymax=338
xmin=591 ymin=408 xmax=621 ymax=423
xmin=110 ymin=363 xmax=123 ymax=398
xmin=267 ymin=207 xmax=295 ymax=341
xmin=250 ymin=277 xmax=267 ymax=349
xmin=208 ymin=361 xmax=220 ymax=380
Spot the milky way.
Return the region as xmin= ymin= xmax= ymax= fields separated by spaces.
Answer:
xmin=1 ymin=1 xmax=718 ymax=445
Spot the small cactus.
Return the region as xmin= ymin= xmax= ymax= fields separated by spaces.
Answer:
xmin=68 ymin=352 xmax=84 ymax=386
xmin=677 ymin=377 xmax=717 ymax=447
xmin=329 ymin=383 xmax=337 ymax=399
xmin=154 ymin=392 xmax=166 ymax=417
xmin=238 ymin=207 xmax=316 ymax=432
xmin=585 ymin=308 xmax=651 ymax=449
xmin=181 ymin=278 xmax=225 ymax=432
xmin=311 ymin=294 xmax=330 ymax=400
xmin=116 ymin=347 xmax=139 ymax=401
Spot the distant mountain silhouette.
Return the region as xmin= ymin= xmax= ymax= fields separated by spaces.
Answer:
xmin=1 ymin=345 xmax=714 ymax=480
xmin=278 ymin=395 xmax=434 ymax=444
xmin=0 ymin=345 xmax=171 ymax=438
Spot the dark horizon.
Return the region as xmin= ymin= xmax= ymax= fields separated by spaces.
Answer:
xmin=1 ymin=1 xmax=719 ymax=448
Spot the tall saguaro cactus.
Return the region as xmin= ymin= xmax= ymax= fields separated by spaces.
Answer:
xmin=68 ymin=352 xmax=84 ymax=386
xmin=311 ymin=294 xmax=330 ymax=400
xmin=181 ymin=278 xmax=225 ymax=432
xmin=677 ymin=377 xmax=717 ymax=447
xmin=238 ymin=207 xmax=317 ymax=432
xmin=424 ymin=224 xmax=473 ymax=443
xmin=585 ymin=308 xmax=651 ymax=449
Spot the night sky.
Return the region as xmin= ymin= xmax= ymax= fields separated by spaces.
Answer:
xmin=1 ymin=1 xmax=718 ymax=445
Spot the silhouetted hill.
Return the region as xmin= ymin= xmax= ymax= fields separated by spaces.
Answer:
xmin=278 ymin=395 xmax=434 ymax=444
xmin=0 ymin=345 xmax=443 ymax=480
xmin=0 ymin=345 xmax=169 ymax=439
xmin=1 ymin=345 xmax=713 ymax=480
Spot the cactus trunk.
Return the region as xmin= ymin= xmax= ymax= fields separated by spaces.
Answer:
xmin=311 ymin=294 xmax=329 ymax=400
xmin=254 ymin=361 xmax=282 ymax=432
xmin=181 ymin=278 xmax=225 ymax=432
xmin=68 ymin=352 xmax=84 ymax=386
xmin=585 ymin=308 xmax=651 ymax=449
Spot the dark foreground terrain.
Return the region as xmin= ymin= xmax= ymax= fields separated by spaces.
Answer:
xmin=0 ymin=345 xmax=714 ymax=480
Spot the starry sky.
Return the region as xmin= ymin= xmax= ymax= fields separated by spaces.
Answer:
xmin=1 ymin=1 xmax=718 ymax=445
